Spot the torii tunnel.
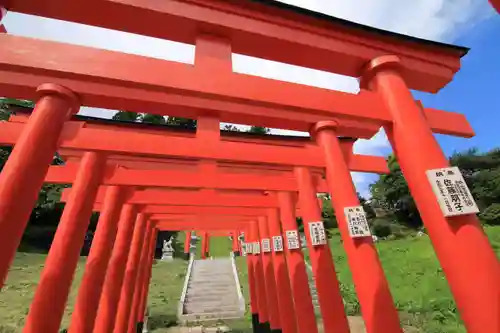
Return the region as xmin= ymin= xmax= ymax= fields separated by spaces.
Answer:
xmin=0 ymin=0 xmax=498 ymax=333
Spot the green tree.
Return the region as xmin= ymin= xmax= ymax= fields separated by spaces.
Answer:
xmin=141 ymin=113 xmax=166 ymax=124
xmin=248 ymin=126 xmax=270 ymax=134
xmin=166 ymin=116 xmax=197 ymax=129
xmin=369 ymin=154 xmax=421 ymax=228
xmin=112 ymin=111 xmax=140 ymax=122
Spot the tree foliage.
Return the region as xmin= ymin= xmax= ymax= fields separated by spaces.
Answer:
xmin=112 ymin=111 xmax=140 ymax=122
xmin=369 ymin=148 xmax=500 ymax=228
xmin=248 ymin=126 xmax=270 ymax=134
xmin=165 ymin=116 xmax=196 ymax=129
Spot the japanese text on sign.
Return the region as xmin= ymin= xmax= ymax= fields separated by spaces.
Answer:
xmin=272 ymin=236 xmax=284 ymax=252
xmin=253 ymin=242 xmax=261 ymax=254
xmin=261 ymin=238 xmax=271 ymax=252
xmin=244 ymin=242 xmax=252 ymax=255
xmin=308 ymin=222 xmax=327 ymax=246
xmin=285 ymin=230 xmax=300 ymax=250
xmin=426 ymin=167 xmax=479 ymax=217
xmin=241 ymin=242 xmax=249 ymax=256
xmin=344 ymin=206 xmax=372 ymax=238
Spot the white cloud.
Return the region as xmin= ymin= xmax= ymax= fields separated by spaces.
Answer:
xmin=1 ymin=0 xmax=493 ymax=194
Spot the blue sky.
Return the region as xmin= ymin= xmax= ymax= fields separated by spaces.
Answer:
xmin=418 ymin=16 xmax=500 ymax=157
xmin=2 ymin=0 xmax=499 ymax=197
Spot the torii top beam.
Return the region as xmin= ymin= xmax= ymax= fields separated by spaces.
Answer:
xmin=0 ymin=35 xmax=472 ymax=136
xmin=93 ymin=204 xmax=272 ymax=217
xmin=62 ymin=188 xmax=279 ymax=208
xmin=2 ymin=0 xmax=468 ymax=92
xmin=2 ymin=113 xmax=392 ymax=171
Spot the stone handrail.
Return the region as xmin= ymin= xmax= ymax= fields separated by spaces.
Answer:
xmin=230 ymin=252 xmax=246 ymax=314
xmin=177 ymin=252 xmax=195 ymax=318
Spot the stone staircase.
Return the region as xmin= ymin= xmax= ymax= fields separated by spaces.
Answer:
xmin=178 ymin=256 xmax=245 ymax=323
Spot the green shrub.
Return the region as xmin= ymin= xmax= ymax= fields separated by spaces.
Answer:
xmin=480 ymin=203 xmax=500 ymax=225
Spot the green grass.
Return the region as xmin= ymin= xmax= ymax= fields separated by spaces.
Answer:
xmin=148 ymin=260 xmax=189 ymax=332
xmin=1 ymin=227 xmax=498 ymax=333
xmin=308 ymin=225 xmax=500 ymax=333
xmin=0 ymin=253 xmax=187 ymax=333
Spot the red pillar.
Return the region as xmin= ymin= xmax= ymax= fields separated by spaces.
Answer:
xmin=267 ymin=208 xmax=298 ymax=333
xmin=136 ymin=229 xmax=158 ymax=328
xmin=205 ymin=233 xmax=211 ymax=258
xmin=251 ymin=222 xmax=270 ymax=331
xmin=23 ymin=152 xmax=106 ymax=333
xmin=297 ymin=167 xmax=360 ymax=333
xmin=258 ymin=217 xmax=281 ymax=332
xmin=246 ymin=244 xmax=260 ymax=332
xmin=312 ymin=122 xmax=402 ymax=333
xmin=361 ymin=55 xmax=500 ymax=333
xmin=184 ymin=231 xmax=192 ymax=260
xmin=201 ymin=232 xmax=208 ymax=259
xmin=69 ymin=186 xmax=125 ymax=333
xmin=232 ymin=230 xmax=241 ymax=256
xmin=0 ymin=84 xmax=79 ymax=288
xmin=93 ymin=204 xmax=138 ymax=333
xmin=113 ymin=213 xmax=148 ymax=333
xmin=128 ymin=222 xmax=154 ymax=333
xmin=277 ymin=192 xmax=318 ymax=333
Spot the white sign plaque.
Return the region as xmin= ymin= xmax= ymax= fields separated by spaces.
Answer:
xmin=244 ymin=242 xmax=252 ymax=255
xmin=285 ymin=230 xmax=300 ymax=250
xmin=308 ymin=222 xmax=327 ymax=246
xmin=272 ymin=236 xmax=284 ymax=252
xmin=253 ymin=242 xmax=261 ymax=254
xmin=261 ymin=238 xmax=271 ymax=252
xmin=344 ymin=206 xmax=372 ymax=238
xmin=426 ymin=167 xmax=479 ymax=217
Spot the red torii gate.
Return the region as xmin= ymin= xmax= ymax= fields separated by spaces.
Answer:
xmin=0 ymin=1 xmax=497 ymax=333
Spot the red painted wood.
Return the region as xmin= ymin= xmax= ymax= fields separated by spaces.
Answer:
xmin=4 ymin=0 xmax=463 ymax=91
xmin=113 ymin=213 xmax=148 ymax=333
xmin=63 ymin=188 xmax=278 ymax=207
xmin=23 ymin=152 xmax=106 ymax=333
xmin=69 ymin=186 xmax=126 ymax=333
xmin=93 ymin=204 xmax=138 ymax=333
xmin=277 ymin=191 xmax=317 ymax=333
xmin=363 ymin=55 xmax=500 ymax=333
xmin=136 ymin=229 xmax=158 ymax=324
xmin=128 ymin=222 xmax=154 ymax=333
xmin=0 ymin=120 xmax=397 ymax=171
xmin=257 ymin=217 xmax=281 ymax=330
xmin=267 ymin=208 xmax=298 ymax=333
xmin=0 ymin=84 xmax=78 ymax=289
xmin=295 ymin=167 xmax=351 ymax=333
xmin=314 ymin=123 xmax=402 ymax=333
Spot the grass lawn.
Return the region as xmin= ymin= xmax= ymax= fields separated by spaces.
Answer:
xmin=306 ymin=225 xmax=500 ymax=333
xmin=0 ymin=252 xmax=187 ymax=333
xmin=0 ymin=227 xmax=498 ymax=333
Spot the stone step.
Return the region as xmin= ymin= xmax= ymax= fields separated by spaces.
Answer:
xmin=184 ymin=304 xmax=240 ymax=312
xmin=187 ymin=286 xmax=235 ymax=292
xmin=186 ymin=297 xmax=239 ymax=304
xmin=188 ymin=277 xmax=234 ymax=282
xmin=181 ymin=310 xmax=243 ymax=322
xmin=179 ymin=258 xmax=244 ymax=323
xmin=192 ymin=270 xmax=233 ymax=278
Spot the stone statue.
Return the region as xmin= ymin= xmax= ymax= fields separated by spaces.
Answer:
xmin=161 ymin=236 xmax=175 ymax=261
